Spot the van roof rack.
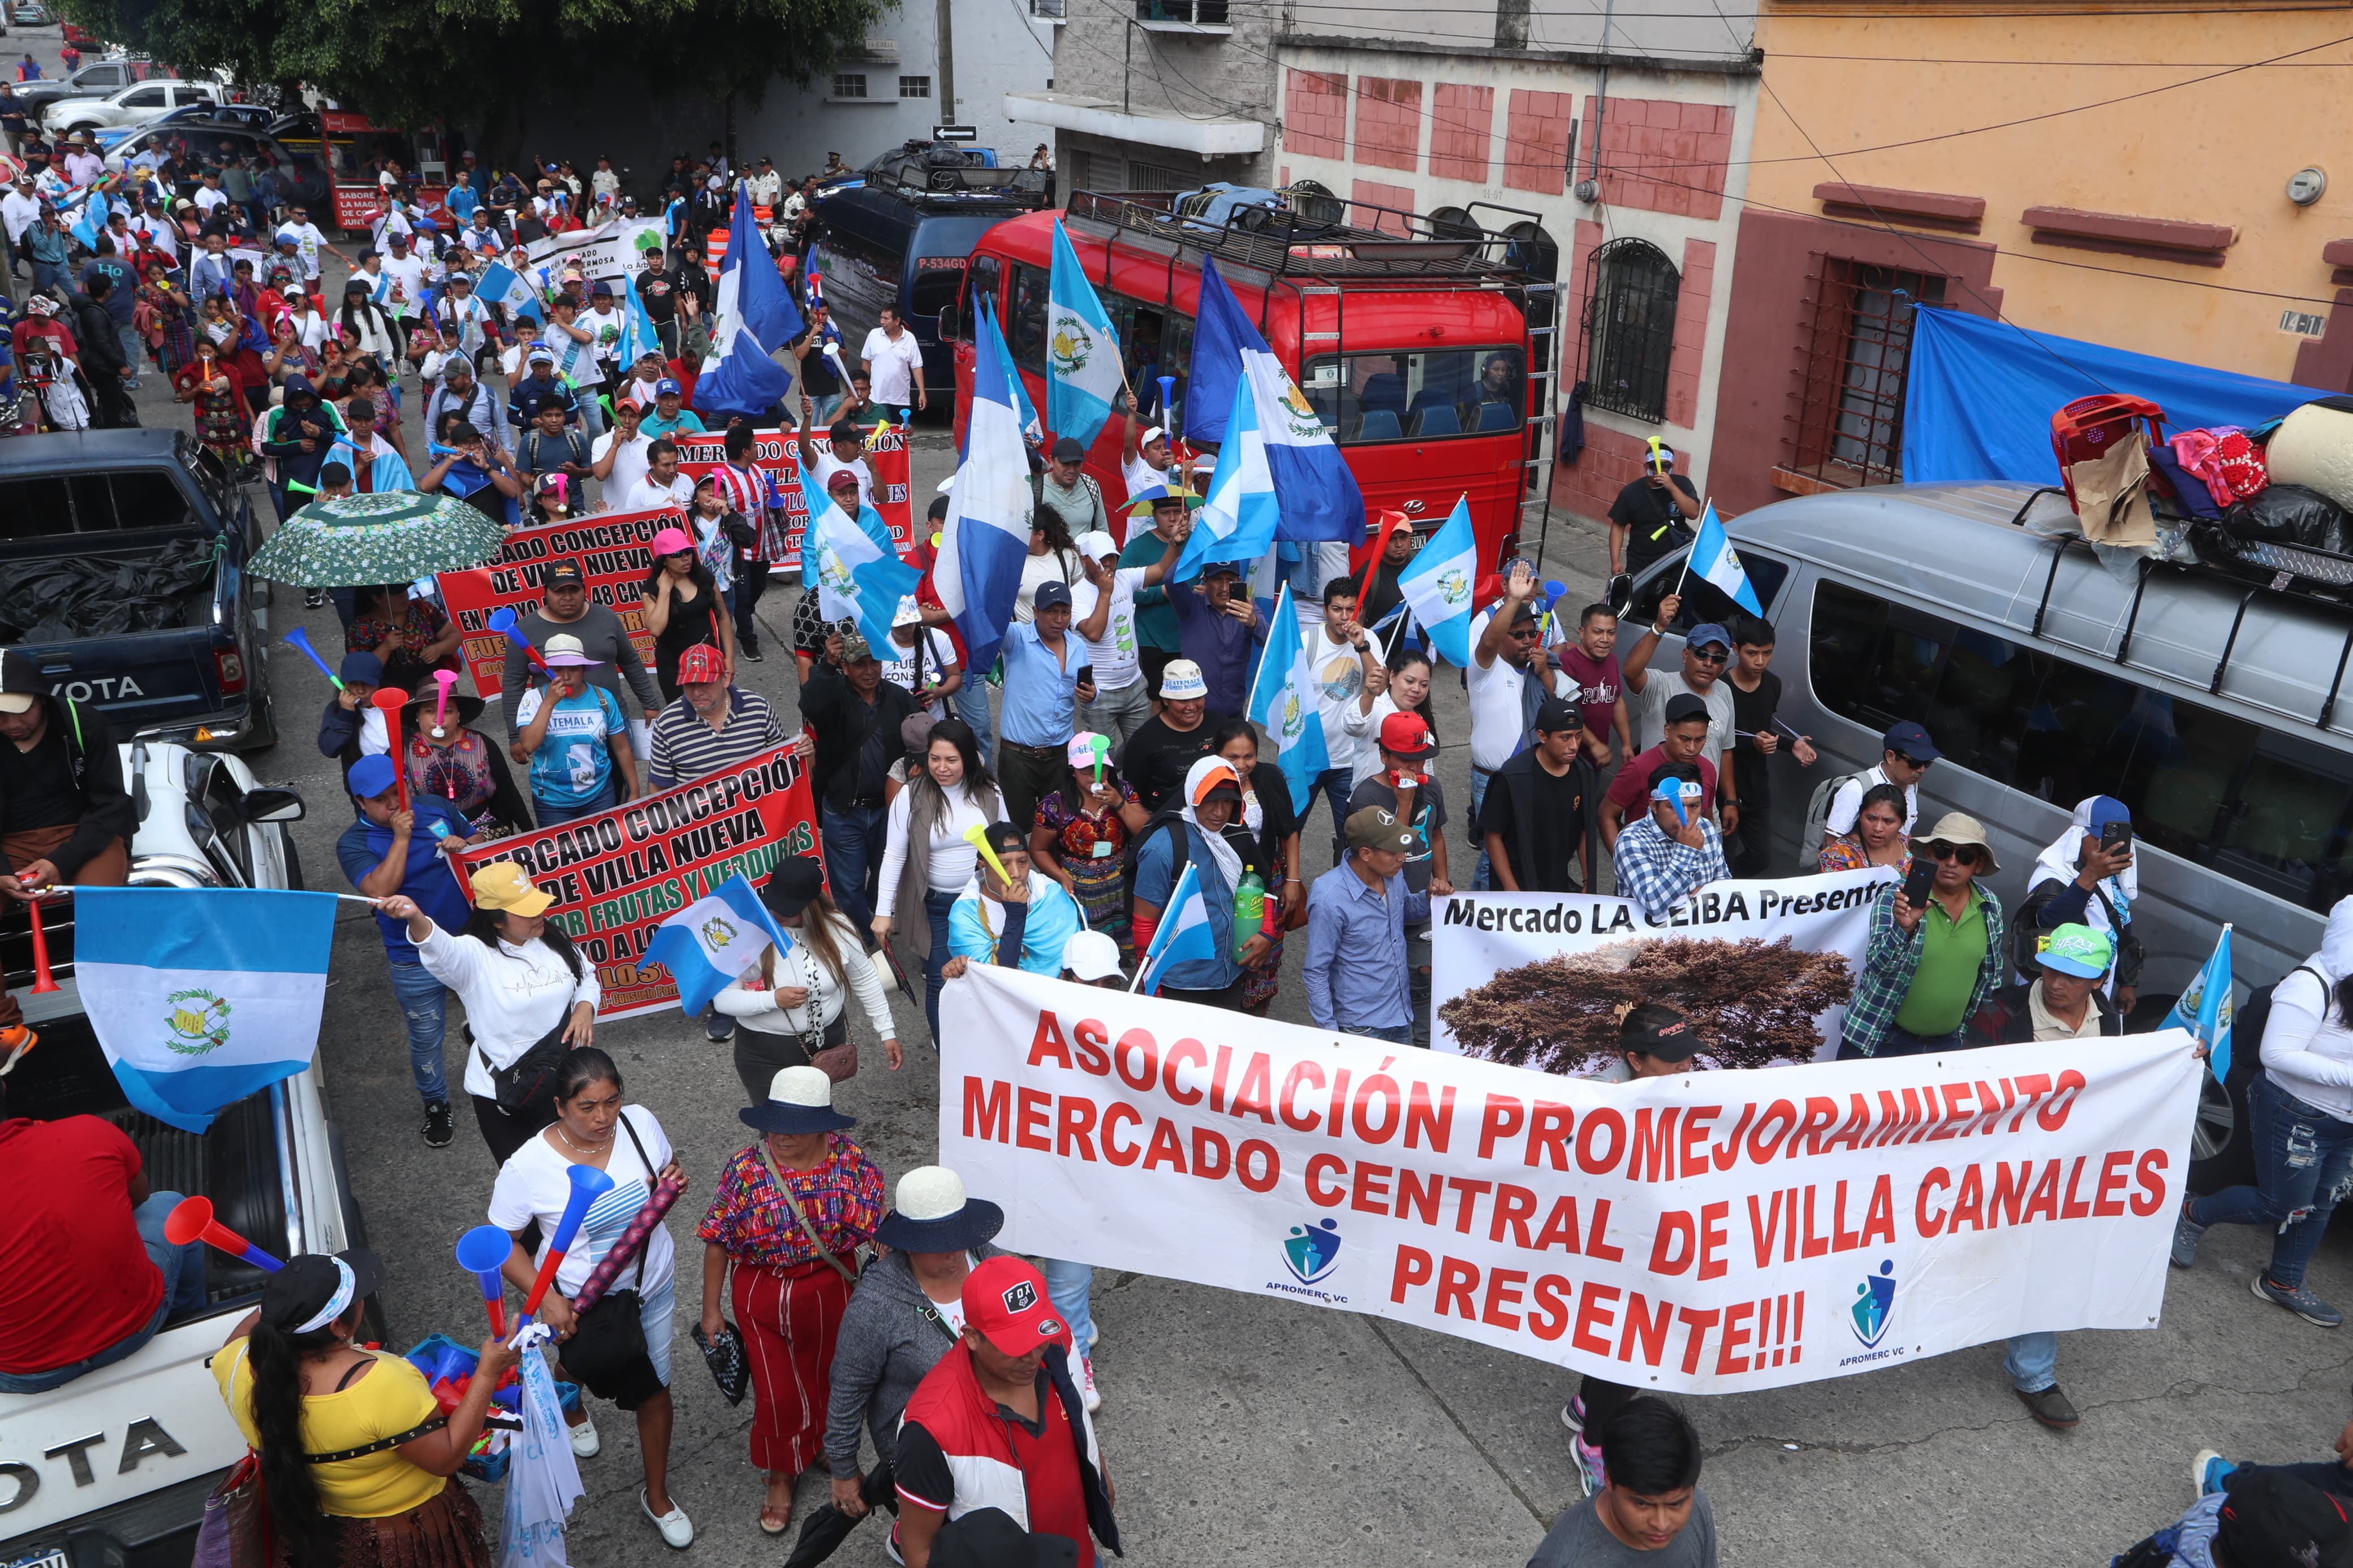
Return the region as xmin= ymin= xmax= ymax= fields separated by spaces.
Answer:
xmin=863 ymin=148 xmax=1050 ymax=208
xmin=1064 ymin=188 xmax=1548 ymax=284
xmin=2009 ymin=484 xmax=2353 ymax=729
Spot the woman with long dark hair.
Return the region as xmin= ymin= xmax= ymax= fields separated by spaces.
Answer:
xmin=1344 ymin=646 xmax=1439 ymax=788
xmin=712 ymin=856 xmax=899 ymax=1102
xmin=338 ymin=276 xmax=399 ymax=364
xmin=874 ymin=719 xmax=1001 ymax=1042
xmin=1818 ymin=783 xmax=1911 ymax=876
xmin=212 ymin=1249 xmax=516 ymax=1567
xmin=489 ymin=1048 xmax=694 ymax=1548
xmin=643 ymin=524 xmax=735 ymax=701
xmin=1029 ymin=730 xmax=1150 ymax=965
xmin=378 ymin=862 xmax=599 ymax=1168
xmin=1014 ymin=507 xmax=1081 ymax=624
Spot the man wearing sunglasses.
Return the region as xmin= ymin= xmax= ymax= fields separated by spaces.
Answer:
xmin=1623 ymin=604 xmax=1740 ymax=839
xmin=1841 ymin=811 xmax=2008 ymax=1062
xmin=1824 ymin=720 xmax=1937 ymax=840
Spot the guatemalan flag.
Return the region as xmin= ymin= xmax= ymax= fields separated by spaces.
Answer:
xmin=1184 ymin=259 xmax=1363 ymax=541
xmin=74 ymin=888 xmax=337 ymax=1134
xmin=982 ymin=296 xmax=1041 ymax=441
xmin=1246 ymin=584 xmax=1331 ymax=815
xmin=1045 ymin=218 xmax=1122 ymax=449
xmin=938 ymin=287 xmax=1033 ymax=675
xmin=1395 ymin=495 xmax=1480 ymax=667
xmin=2162 ymin=924 xmax=2236 ymax=1083
xmin=1686 ymin=502 xmax=1762 ymax=616
xmin=1175 ymin=367 xmax=1278 ymax=579
xmin=636 ymin=874 xmax=795 ymax=1016
xmin=795 ymin=433 xmax=921 ymax=650
xmin=476 ymin=262 xmax=543 ymax=323
xmin=693 ymin=180 xmax=802 ymax=421
xmin=1132 ymin=862 xmax=1216 ymax=996
xmin=618 ymin=273 xmax=664 ymax=370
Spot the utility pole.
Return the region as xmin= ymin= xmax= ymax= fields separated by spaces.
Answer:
xmin=934 ymin=0 xmax=957 ymax=126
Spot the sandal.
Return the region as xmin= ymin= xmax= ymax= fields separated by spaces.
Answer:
xmin=758 ymin=1501 xmax=792 ymax=1536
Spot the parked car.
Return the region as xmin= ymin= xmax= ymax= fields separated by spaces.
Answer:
xmin=5 ymin=2 xmax=48 ymax=25
xmin=0 ymin=430 xmax=278 ymax=750
xmin=8 ymin=56 xmax=158 ymax=118
xmin=0 ymin=744 xmax=377 ymax=1568
xmin=43 ymin=76 xmax=225 ymax=137
xmin=103 ymin=122 xmax=331 ymax=210
xmin=142 ymin=100 xmax=274 ymax=133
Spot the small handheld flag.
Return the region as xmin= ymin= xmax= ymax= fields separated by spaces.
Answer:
xmin=2162 ymin=925 xmax=2236 ymax=1083
xmin=1681 ymin=502 xmax=1763 ymax=616
xmin=1394 ymin=496 xmax=1480 ymax=667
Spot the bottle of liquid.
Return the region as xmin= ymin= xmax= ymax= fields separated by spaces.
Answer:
xmin=1232 ymin=870 xmax=1266 ymax=958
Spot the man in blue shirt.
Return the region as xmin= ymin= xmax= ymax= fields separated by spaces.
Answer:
xmin=996 ymin=580 xmax=1099 ymax=835
xmin=1303 ymin=807 xmax=1430 ymax=1041
xmin=1165 ymin=559 xmax=1266 ymax=719
xmin=334 ymin=754 xmax=476 ymax=1149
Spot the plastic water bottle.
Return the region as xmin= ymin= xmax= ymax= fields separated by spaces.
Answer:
xmin=1232 ymin=870 xmax=1266 ymax=958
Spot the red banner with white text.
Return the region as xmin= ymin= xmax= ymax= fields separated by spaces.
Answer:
xmin=671 ymin=425 xmax=914 ymax=569
xmin=434 ymin=506 xmax=685 ymax=702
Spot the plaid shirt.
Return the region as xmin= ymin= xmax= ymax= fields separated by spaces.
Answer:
xmin=1611 ymin=817 xmax=1730 ymax=922
xmin=1842 ymin=880 xmax=2006 ymax=1057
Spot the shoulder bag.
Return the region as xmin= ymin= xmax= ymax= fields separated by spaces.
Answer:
xmin=559 ymin=1113 xmax=666 ymax=1410
xmin=476 ymin=933 xmax=586 ymax=1115
xmin=756 ymin=1139 xmax=860 ymax=1283
xmin=792 ymin=931 xmax=859 ymax=1083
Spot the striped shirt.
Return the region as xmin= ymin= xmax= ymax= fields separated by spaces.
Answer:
xmin=710 ymin=461 xmax=785 ymax=559
xmin=647 ymin=686 xmax=786 ymax=790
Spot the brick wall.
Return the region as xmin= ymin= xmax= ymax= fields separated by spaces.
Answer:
xmin=1351 ymin=177 xmax=1417 ymax=235
xmin=1353 ymin=76 xmax=1423 ymax=172
xmin=1501 ymin=88 xmax=1574 ymax=197
xmin=1587 ymin=97 xmax=1732 ymax=219
xmin=1285 ymin=68 xmax=1349 ymax=160
xmin=1429 ymin=82 xmax=1493 ymax=183
xmin=1666 ymin=237 xmax=1716 ymax=427
xmin=1553 ymin=422 xmax=1650 ymax=523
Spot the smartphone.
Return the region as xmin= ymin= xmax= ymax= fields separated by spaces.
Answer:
xmin=1072 ymin=664 xmax=1093 ymax=690
xmin=2100 ymin=822 xmax=2133 ymax=855
xmin=1901 ymin=861 xmax=1935 ymax=909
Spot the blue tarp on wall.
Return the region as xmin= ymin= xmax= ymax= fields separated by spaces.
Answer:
xmin=1900 ymin=305 xmax=2332 ymax=485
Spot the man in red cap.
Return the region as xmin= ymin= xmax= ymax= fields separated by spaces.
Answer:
xmin=893 ymin=1256 xmax=1119 ymax=1567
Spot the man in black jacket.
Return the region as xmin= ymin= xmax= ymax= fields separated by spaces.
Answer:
xmin=801 ymin=632 xmax=922 ymax=936
xmin=68 ymin=277 xmax=133 ymax=428
xmin=1983 ymin=923 xmax=2123 ymax=1045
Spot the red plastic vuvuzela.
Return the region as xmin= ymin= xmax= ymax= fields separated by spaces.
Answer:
xmin=164 ymin=1195 xmax=283 ymax=1272
xmin=25 ymin=898 xmax=58 ymax=994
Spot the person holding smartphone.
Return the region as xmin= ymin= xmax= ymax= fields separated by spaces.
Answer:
xmin=2016 ymin=796 xmax=2143 ymax=1013
xmin=1839 ymin=813 xmax=2007 ymax=1061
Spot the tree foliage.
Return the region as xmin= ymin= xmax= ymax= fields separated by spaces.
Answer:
xmin=1437 ymin=936 xmax=1855 ymax=1074
xmin=61 ymin=0 xmax=887 ymax=141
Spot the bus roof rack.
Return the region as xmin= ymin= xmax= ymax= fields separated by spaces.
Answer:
xmin=1064 ymin=188 xmax=1549 ymax=284
xmin=863 ymin=146 xmax=1050 ymax=207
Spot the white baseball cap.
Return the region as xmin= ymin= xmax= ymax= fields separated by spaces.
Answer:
xmin=1077 ymin=532 xmax=1119 ymax=563
xmin=1061 ymin=929 xmax=1124 ymax=983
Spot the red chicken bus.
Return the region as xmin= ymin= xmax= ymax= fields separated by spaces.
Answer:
xmin=949 ymin=189 xmax=1559 ymax=571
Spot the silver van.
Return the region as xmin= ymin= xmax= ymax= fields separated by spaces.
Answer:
xmin=1624 ymin=480 xmax=2345 ymax=1007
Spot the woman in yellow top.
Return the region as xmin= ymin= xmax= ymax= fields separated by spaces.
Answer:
xmin=212 ymin=1249 xmax=518 ymax=1567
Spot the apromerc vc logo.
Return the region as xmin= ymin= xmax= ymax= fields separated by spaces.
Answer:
xmin=1282 ymin=1218 xmax=1342 ymax=1286
xmin=1850 ymin=1259 xmax=1897 ymax=1349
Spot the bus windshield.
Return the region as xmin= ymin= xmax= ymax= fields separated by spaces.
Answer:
xmin=1301 ymin=347 xmax=1523 ymax=443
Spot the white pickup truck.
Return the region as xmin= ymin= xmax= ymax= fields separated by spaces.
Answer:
xmin=0 ymin=744 xmax=369 ymax=1568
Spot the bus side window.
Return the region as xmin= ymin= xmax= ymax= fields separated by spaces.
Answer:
xmin=958 ymin=256 xmax=1000 ymax=344
xmin=1009 ymin=262 xmax=1049 ymax=381
xmin=1118 ymin=303 xmax=1193 ymax=423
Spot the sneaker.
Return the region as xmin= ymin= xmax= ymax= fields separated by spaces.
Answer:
xmin=2171 ymin=1201 xmax=2208 ymax=1268
xmin=568 ymin=1413 xmax=600 ymax=1457
xmin=421 ymin=1100 xmax=454 ymax=1148
xmin=1571 ymin=1433 xmax=1606 ymax=1497
xmin=2193 ymin=1448 xmax=2234 ymax=1497
xmin=885 ymin=1524 xmax=906 ymax=1566
xmin=742 ymin=645 xmax=764 ymax=663
xmin=2252 ymin=1272 xmax=2345 ymax=1327
xmin=1559 ymin=1394 xmax=1587 ymax=1435
xmin=1080 ymin=1355 xmax=1101 ymax=1414
xmin=304 ymin=589 xmax=326 ymax=609
xmin=703 ymin=1005 xmax=734 ymax=1044
xmin=2015 ymin=1384 xmax=2080 ymax=1429
xmin=640 ymin=1488 xmax=693 ymax=1550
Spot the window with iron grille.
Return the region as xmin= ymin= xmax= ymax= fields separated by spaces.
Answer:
xmin=1580 ymin=237 xmax=1677 ymax=423
xmin=1128 ymin=161 xmax=1194 ymax=192
xmin=1788 ymin=260 xmax=1949 ymax=487
xmin=899 ymin=75 xmax=930 ymax=97
xmin=831 ymin=72 xmax=867 ymax=98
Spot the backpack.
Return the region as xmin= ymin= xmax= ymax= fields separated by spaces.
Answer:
xmin=1116 ymin=808 xmax=1264 ymax=945
xmin=1797 ymin=769 xmax=1869 ymax=871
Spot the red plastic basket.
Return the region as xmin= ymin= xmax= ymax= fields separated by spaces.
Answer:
xmin=2051 ymin=395 xmax=2164 ymax=512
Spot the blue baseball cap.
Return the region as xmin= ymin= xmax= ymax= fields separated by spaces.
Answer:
xmin=654 ymin=377 xmax=682 ymax=397
xmin=348 ymin=754 xmax=397 ymax=799
xmin=1686 ymin=621 xmax=1732 ymax=652
xmin=338 ymin=651 xmax=383 ymax=685
xmin=2084 ymin=796 xmax=2131 ymax=831
xmin=1882 ymin=720 xmax=1940 ymax=763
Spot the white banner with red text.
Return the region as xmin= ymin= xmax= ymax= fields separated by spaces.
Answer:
xmin=938 ymin=966 xmax=2202 ymax=1393
xmin=1430 ymin=871 xmax=1895 ymax=1064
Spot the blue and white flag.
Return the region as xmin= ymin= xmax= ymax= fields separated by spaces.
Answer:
xmin=476 ymin=262 xmax=543 ymax=323
xmin=1686 ymin=502 xmax=1762 ymax=616
xmin=334 ymin=434 xmax=416 ymax=495
xmin=636 ymin=874 xmax=794 ymax=1017
xmin=796 ymin=437 xmax=921 ymax=650
xmin=1184 ymin=258 xmax=1362 ymax=541
xmin=1177 ymin=369 xmax=1278 ymax=578
xmin=1246 ymin=584 xmax=1331 ymax=816
xmin=617 ymin=272 xmax=663 ymax=370
xmin=1132 ymin=862 xmax=1216 ymax=996
xmin=2162 ymin=924 xmax=2236 ymax=1083
xmin=73 ymin=888 xmax=337 ymax=1134
xmin=1395 ymin=496 xmax=1480 ymax=666
xmin=983 ymin=295 xmax=1041 ymax=440
xmin=938 ymin=289 xmax=1033 ymax=675
xmin=693 ymin=180 xmax=802 ymax=420
xmin=1046 ymin=218 xmax=1122 ymax=449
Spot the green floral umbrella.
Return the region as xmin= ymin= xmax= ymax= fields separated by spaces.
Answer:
xmin=248 ymin=491 xmax=508 ymax=588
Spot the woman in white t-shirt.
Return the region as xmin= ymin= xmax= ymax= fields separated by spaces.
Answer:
xmin=1014 ymin=511 xmax=1081 ymax=624
xmin=878 ymin=598 xmax=961 ymax=718
xmin=1343 ymin=647 xmax=1438 ymax=787
xmin=485 ymin=1047 xmax=693 ymax=1550
xmin=873 ymin=719 xmax=1002 ymax=1043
